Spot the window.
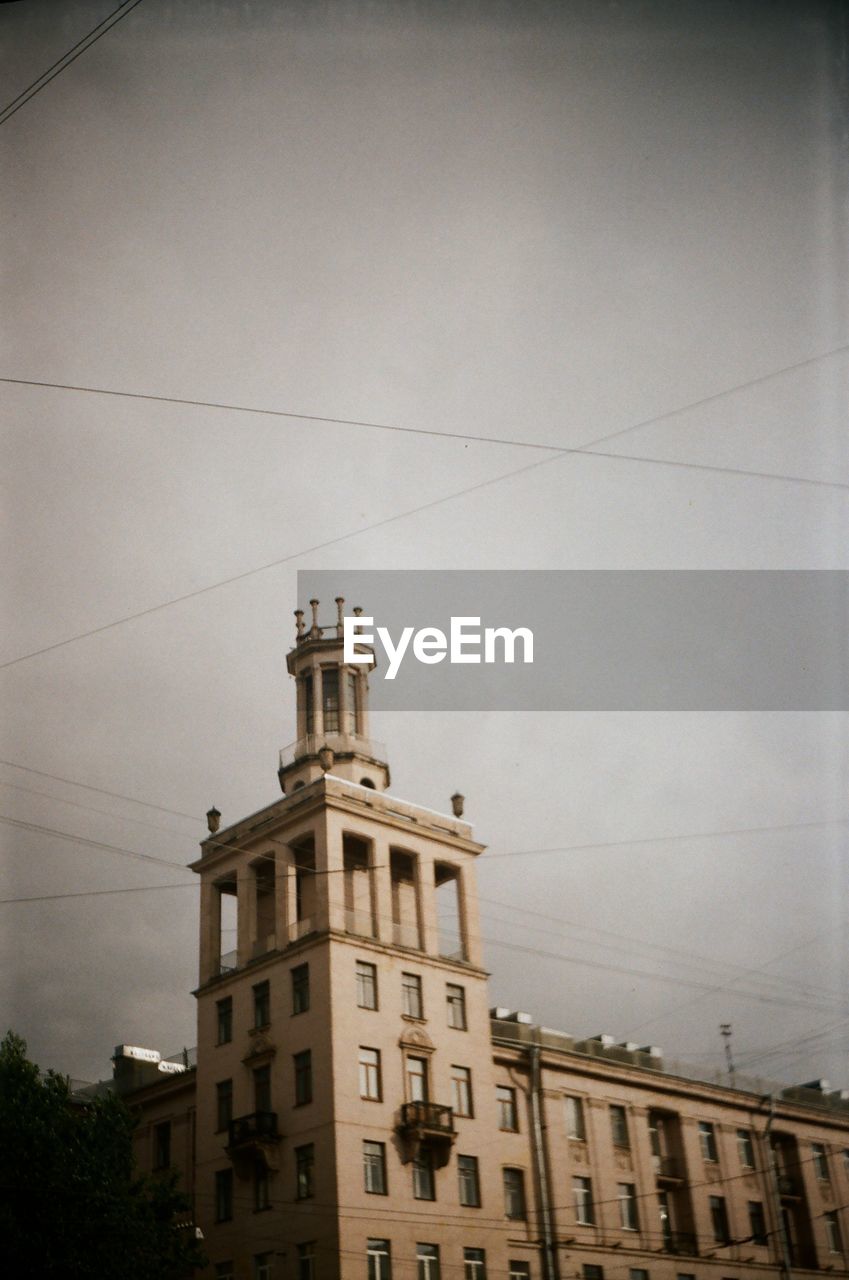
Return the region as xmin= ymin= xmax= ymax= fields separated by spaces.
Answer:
xmin=292 ymin=963 xmax=310 ymax=1014
xmin=359 ymin=1047 xmax=382 ymax=1100
xmin=583 ymin=1268 xmax=604 ymax=1280
xmin=417 ymin=1244 xmax=440 ymax=1280
xmin=497 ymin=1084 xmax=518 ymax=1131
xmin=676 ymin=1275 xmax=695 ymax=1280
xmin=698 ymin=1121 xmax=718 ymax=1162
xmin=357 ymin=960 xmax=377 ymax=1009
xmin=295 ymin=1144 xmax=315 ymax=1199
xmin=458 ymin=1154 xmax=481 ymax=1207
xmin=825 ymin=1211 xmax=843 ymax=1254
xmin=294 ymin=1050 xmax=313 ymax=1105
xmin=254 ymin=1064 xmax=271 ymax=1112
xmin=402 ymin=972 xmax=423 ymax=1019
xmin=254 ymin=1162 xmax=270 ymax=1211
xmin=618 ymin=1183 xmax=638 ymax=1231
xmin=447 ymin=984 xmax=467 ymax=1029
xmin=464 ymin=1249 xmax=486 ymax=1280
xmin=748 ymin=1202 xmax=767 ymax=1246
xmin=253 ymin=979 xmax=270 ymax=1029
xmin=451 ymin=1065 xmax=473 ymax=1117
xmin=709 ymin=1196 xmax=730 ymax=1245
xmin=407 ymin=1055 xmax=428 ymax=1102
xmin=322 ymin=668 xmax=340 ymax=732
xmin=216 ymin=1079 xmax=233 ymax=1132
xmin=254 ymin=1255 xmax=272 ymax=1280
xmin=504 ymin=1167 xmax=527 ymax=1219
xmin=298 ymin=1244 xmax=315 ymax=1280
xmin=573 ymin=1176 xmax=594 ymax=1225
xmin=216 ymin=996 xmax=233 ymax=1044
xmin=303 ymin=673 xmax=314 ymax=735
xmin=215 ymin=1168 xmax=233 ymax=1222
xmin=215 ymin=1265 xmax=234 ymax=1280
xmin=629 ymin=1271 xmax=649 ymax=1280
xmin=346 ymin=670 xmax=359 ymax=733
xmin=565 ymin=1095 xmax=586 ymax=1139
xmin=509 ymin=1264 xmax=531 ymax=1280
xmin=368 ymin=1240 xmax=392 ymax=1280
xmin=737 ymin=1128 xmax=755 ymax=1168
xmin=364 ymin=1140 xmax=387 ymax=1194
xmin=413 ymin=1151 xmax=435 ymax=1200
xmin=610 ymin=1104 xmax=630 ymax=1148
xmin=153 ymin=1121 xmax=171 ymax=1170
xmin=812 ymin=1143 xmax=830 ymax=1181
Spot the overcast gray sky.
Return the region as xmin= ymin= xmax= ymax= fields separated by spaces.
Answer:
xmin=1 ymin=0 xmax=848 ymax=1089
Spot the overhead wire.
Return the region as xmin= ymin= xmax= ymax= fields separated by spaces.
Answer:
xmin=0 ymin=0 xmax=146 ymax=128
xmin=3 ymin=344 xmax=849 ymax=672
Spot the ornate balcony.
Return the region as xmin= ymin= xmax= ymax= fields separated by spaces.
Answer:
xmin=654 ymin=1154 xmax=683 ymax=1182
xmin=226 ymin=1111 xmax=281 ymax=1170
xmin=397 ymin=1102 xmax=455 ymax=1164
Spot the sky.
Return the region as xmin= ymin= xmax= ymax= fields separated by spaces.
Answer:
xmin=1 ymin=0 xmax=848 ymax=1090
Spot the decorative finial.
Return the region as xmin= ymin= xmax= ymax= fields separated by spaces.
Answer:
xmin=335 ymin=596 xmax=345 ymax=637
xmin=353 ymin=605 xmax=363 ymax=617
xmin=309 ymin=598 xmax=320 ymax=637
xmin=318 ymin=744 xmax=335 ymax=773
xmin=450 ymin=792 xmax=465 ymax=818
xmin=294 ymin=609 xmax=305 ymax=638
xmin=206 ymin=806 xmax=221 ymax=834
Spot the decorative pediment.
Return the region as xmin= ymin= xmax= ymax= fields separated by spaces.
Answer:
xmin=398 ymin=1025 xmax=435 ymax=1053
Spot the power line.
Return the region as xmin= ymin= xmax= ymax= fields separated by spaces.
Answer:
xmin=3 ymin=344 xmax=849 ymax=671
xmin=0 ymin=758 xmax=199 ymax=820
xmin=478 ymin=894 xmax=848 ymax=1007
xmin=4 ymin=337 xmax=848 ymax=457
xmin=0 ymin=453 xmax=555 ymax=671
xmin=0 ymin=0 xmax=146 ymax=128
xmin=483 ymin=816 xmax=849 ymax=860
xmin=0 ymin=813 xmax=188 ymax=872
xmin=0 ymin=881 xmax=197 ymax=905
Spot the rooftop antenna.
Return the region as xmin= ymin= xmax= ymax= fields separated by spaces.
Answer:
xmin=720 ymin=1023 xmax=736 ymax=1088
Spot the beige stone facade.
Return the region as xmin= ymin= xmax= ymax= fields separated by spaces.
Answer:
xmin=123 ymin=603 xmax=849 ymax=1280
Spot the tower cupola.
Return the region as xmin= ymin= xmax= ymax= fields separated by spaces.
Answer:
xmin=277 ymin=596 xmax=390 ymax=793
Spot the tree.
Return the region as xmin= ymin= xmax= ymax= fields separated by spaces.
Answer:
xmin=0 ymin=1031 xmax=205 ymax=1279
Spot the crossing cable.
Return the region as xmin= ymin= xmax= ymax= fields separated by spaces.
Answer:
xmin=3 ymin=341 xmax=849 ymax=673
xmin=2 ymin=770 xmax=843 ymax=1005
xmin=2 ymin=815 xmax=846 ymax=1016
xmin=0 ymin=0 xmax=146 ymax=128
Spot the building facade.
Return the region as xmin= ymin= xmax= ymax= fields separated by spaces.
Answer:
xmin=122 ymin=600 xmax=849 ymax=1280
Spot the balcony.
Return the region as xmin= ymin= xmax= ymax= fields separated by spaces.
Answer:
xmin=654 ymin=1155 xmax=683 ymax=1182
xmin=227 ymin=1111 xmax=280 ymax=1152
xmin=398 ymin=1101 xmax=455 ymax=1141
xmin=662 ymin=1233 xmax=698 ymax=1257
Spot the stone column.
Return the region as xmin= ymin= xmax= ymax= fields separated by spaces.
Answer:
xmin=236 ymin=863 xmax=255 ymax=968
xmin=199 ymin=877 xmax=220 ymax=984
xmin=418 ymin=853 xmax=440 ymax=957
xmin=370 ymin=833 xmax=394 ymax=943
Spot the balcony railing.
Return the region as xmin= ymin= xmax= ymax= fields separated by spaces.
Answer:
xmin=778 ymin=1174 xmax=801 ymax=1199
xmin=398 ymin=1101 xmax=455 ymax=1138
xmin=654 ymin=1155 xmax=683 ymax=1181
xmin=218 ymin=949 xmax=238 ymax=975
xmin=345 ymin=909 xmax=376 ymax=938
xmin=228 ymin=1111 xmax=280 ymax=1149
xmin=279 ymin=733 xmax=387 ymax=771
xmin=662 ymin=1233 xmax=698 ymax=1256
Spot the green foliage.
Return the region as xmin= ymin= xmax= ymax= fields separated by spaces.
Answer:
xmin=0 ymin=1030 xmax=205 ymax=1279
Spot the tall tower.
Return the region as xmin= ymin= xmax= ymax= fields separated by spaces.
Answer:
xmin=191 ymin=600 xmax=502 ymax=1280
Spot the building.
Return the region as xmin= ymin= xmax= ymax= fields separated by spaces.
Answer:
xmin=117 ymin=599 xmax=849 ymax=1280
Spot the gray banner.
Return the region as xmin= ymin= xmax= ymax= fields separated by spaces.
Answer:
xmin=297 ymin=571 xmax=849 ymax=710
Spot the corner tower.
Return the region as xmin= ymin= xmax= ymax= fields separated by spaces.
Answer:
xmin=190 ymin=599 xmax=504 ymax=1280
xmin=278 ymin=596 xmax=390 ymax=794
